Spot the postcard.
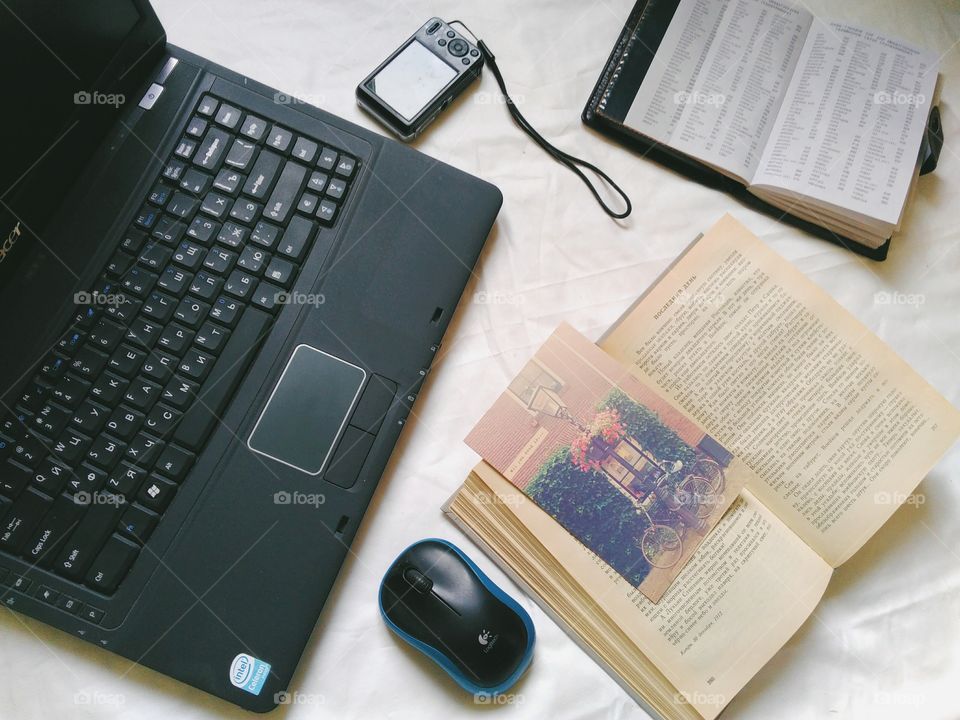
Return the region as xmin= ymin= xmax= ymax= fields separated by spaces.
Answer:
xmin=465 ymin=323 xmax=748 ymax=602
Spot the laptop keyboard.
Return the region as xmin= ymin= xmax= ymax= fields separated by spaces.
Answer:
xmin=0 ymin=94 xmax=359 ymax=612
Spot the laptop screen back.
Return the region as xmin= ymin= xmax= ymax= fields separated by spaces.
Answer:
xmin=0 ymin=0 xmax=162 ymax=280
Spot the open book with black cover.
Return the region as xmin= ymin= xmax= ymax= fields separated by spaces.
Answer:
xmin=444 ymin=215 xmax=960 ymax=720
xmin=582 ymin=0 xmax=944 ymax=260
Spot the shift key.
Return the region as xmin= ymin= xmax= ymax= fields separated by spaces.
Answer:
xmin=53 ymin=494 xmax=126 ymax=581
xmin=263 ymin=161 xmax=307 ymax=224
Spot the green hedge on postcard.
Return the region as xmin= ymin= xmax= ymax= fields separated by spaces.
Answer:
xmin=600 ymin=389 xmax=697 ymax=468
xmin=526 ymin=447 xmax=651 ymax=587
xmin=524 ymin=391 xmax=700 ymax=588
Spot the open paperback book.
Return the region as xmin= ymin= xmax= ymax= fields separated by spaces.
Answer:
xmin=622 ymin=0 xmax=940 ymax=249
xmin=444 ymin=215 xmax=960 ymax=720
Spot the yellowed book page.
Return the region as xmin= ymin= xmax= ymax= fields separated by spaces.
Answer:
xmin=600 ymin=214 xmax=960 ymax=566
xmin=474 ymin=462 xmax=831 ymax=720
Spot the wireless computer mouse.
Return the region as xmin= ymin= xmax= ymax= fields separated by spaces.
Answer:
xmin=379 ymin=538 xmax=535 ymax=696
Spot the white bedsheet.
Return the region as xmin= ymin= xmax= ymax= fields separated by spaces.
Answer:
xmin=3 ymin=1 xmax=959 ymax=719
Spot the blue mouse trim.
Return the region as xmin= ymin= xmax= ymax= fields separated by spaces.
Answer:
xmin=379 ymin=537 xmax=536 ymax=696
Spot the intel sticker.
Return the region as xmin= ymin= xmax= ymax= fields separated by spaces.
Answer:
xmin=230 ymin=653 xmax=271 ymax=696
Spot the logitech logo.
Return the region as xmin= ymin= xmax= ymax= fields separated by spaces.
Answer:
xmin=0 ymin=223 xmax=21 ymax=265
xmin=478 ymin=629 xmax=499 ymax=653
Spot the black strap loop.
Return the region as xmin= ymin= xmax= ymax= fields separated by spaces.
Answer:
xmin=477 ymin=41 xmax=632 ymax=220
xmin=448 ymin=21 xmax=631 ymax=220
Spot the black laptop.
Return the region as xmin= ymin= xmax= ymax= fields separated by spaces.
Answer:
xmin=0 ymin=0 xmax=500 ymax=710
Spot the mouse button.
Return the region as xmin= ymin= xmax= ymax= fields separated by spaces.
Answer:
xmin=380 ymin=572 xmax=429 ymax=620
xmin=380 ymin=583 xmax=440 ymax=644
xmin=402 ymin=567 xmax=434 ymax=594
xmin=423 ymin=549 xmax=482 ymax=597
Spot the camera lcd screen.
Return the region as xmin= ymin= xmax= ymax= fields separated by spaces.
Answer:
xmin=367 ymin=40 xmax=456 ymax=121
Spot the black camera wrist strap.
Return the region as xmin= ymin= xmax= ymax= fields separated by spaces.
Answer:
xmin=450 ymin=21 xmax=632 ymax=220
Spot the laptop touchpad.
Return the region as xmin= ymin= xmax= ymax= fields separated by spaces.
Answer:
xmin=248 ymin=345 xmax=367 ymax=475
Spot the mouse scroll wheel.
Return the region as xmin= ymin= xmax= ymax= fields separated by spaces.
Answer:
xmin=403 ymin=567 xmax=434 ymax=594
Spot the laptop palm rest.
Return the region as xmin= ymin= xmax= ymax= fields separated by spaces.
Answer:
xmin=247 ymin=344 xmax=367 ymax=475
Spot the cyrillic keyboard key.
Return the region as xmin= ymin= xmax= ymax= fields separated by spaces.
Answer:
xmin=105 ymin=462 xmax=146 ymax=498
xmin=194 ymin=322 xmax=229 ymax=353
xmin=51 ymin=429 xmax=91 ymax=466
xmin=31 ymin=403 xmax=71 ymax=438
xmin=86 ymin=434 xmax=127 ymax=470
xmin=172 ymin=307 xmax=271 ymax=450
xmin=31 ymin=456 xmax=71 ymax=496
xmin=143 ymin=404 xmax=180 ymax=438
xmin=72 ymin=400 xmax=109 ymax=436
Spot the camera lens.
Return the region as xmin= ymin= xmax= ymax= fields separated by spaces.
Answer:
xmin=448 ymin=38 xmax=469 ymax=57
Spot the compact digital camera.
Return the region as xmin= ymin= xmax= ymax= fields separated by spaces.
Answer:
xmin=357 ymin=18 xmax=484 ymax=141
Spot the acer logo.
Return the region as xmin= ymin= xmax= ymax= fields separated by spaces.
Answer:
xmin=0 ymin=223 xmax=21 ymax=264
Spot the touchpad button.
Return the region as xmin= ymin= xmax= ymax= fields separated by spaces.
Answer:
xmin=248 ymin=345 xmax=367 ymax=475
